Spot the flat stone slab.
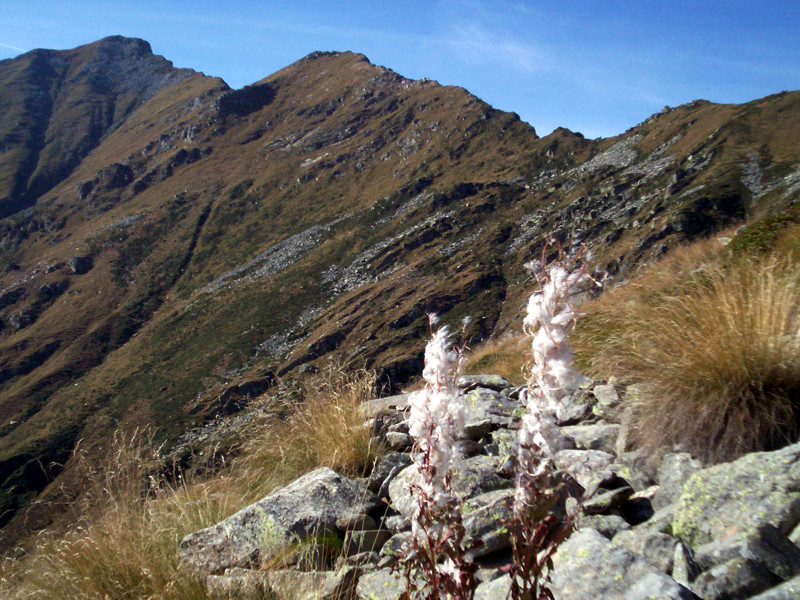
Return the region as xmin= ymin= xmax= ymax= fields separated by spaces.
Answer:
xmin=749 ymin=574 xmax=800 ymax=599
xmin=180 ymin=468 xmax=379 ymax=575
xmin=673 ymin=443 xmax=800 ymax=548
xmin=551 ymin=528 xmax=697 ymax=599
xmin=388 ymin=455 xmax=511 ymax=521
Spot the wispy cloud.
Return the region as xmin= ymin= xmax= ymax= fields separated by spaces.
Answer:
xmin=444 ymin=22 xmax=545 ymax=73
xmin=0 ymin=41 xmax=26 ymax=52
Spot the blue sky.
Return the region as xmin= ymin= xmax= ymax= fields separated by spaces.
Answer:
xmin=2 ymin=1 xmax=799 ymax=138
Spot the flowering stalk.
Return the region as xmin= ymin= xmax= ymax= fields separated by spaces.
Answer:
xmin=400 ymin=315 xmax=474 ymax=600
xmin=509 ymin=244 xmax=596 ymax=600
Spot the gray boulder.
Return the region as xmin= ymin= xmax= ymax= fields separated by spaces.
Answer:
xmin=355 ymin=569 xmax=406 ymax=600
xmin=672 ymin=542 xmax=702 ymax=587
xmin=378 ymin=532 xmax=409 ymax=567
xmin=748 ymin=574 xmax=800 ymax=599
xmin=474 ymin=574 xmax=511 ymax=600
xmin=561 ymin=423 xmax=621 ymax=454
xmin=613 ymin=529 xmax=681 ymax=574
xmin=460 ymin=387 xmax=523 ymax=430
xmin=462 ymin=489 xmax=514 ymax=558
xmin=550 ymin=528 xmax=697 ymax=599
xmin=673 ymin=443 xmax=800 ymax=548
xmin=342 ymin=529 xmax=392 ymax=557
xmin=653 ymin=452 xmax=702 ymax=511
xmin=625 ymin=572 xmax=699 ymax=600
xmin=68 ymin=255 xmax=93 ymax=274
xmin=638 ymin=504 xmax=679 ymax=535
xmin=591 ymin=383 xmax=621 ymax=421
xmin=692 ymin=558 xmax=781 ymax=600
xmin=554 ymin=388 xmax=595 ymax=425
xmin=179 ymin=468 xmax=379 ymax=575
xmin=384 ymin=431 xmax=413 ymax=451
xmin=366 ymin=451 xmax=412 ymax=498
xmin=694 ymin=524 xmax=800 ymax=581
xmin=553 ymin=449 xmax=616 ymax=493
xmin=388 ymin=455 xmax=511 ymax=521
xmin=618 ymin=448 xmax=660 ymax=491
xmin=582 ymin=484 xmax=634 ymax=515
xmin=360 ymin=393 xmax=410 ymax=419
xmin=577 ymin=514 xmax=630 ymax=539
xmin=456 ymin=374 xmax=514 ymax=392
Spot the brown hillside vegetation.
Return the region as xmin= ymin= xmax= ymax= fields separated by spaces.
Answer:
xmin=0 ymin=36 xmax=800 ymax=549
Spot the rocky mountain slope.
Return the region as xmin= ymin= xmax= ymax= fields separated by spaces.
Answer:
xmin=179 ymin=376 xmax=800 ymax=599
xmin=1 ymin=36 xmax=799 ymax=549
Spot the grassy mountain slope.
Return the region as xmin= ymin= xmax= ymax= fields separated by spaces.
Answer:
xmin=0 ymin=38 xmax=799 ymax=548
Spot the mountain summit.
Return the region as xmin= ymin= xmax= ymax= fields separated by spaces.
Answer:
xmin=1 ymin=37 xmax=799 ymax=547
xmin=0 ymin=36 xmax=195 ymax=218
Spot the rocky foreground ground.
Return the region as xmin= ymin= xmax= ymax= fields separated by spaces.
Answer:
xmin=177 ymin=375 xmax=800 ymax=599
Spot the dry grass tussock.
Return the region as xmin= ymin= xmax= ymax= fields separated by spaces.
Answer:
xmin=574 ymin=239 xmax=800 ymax=462
xmin=0 ymin=430 xmax=229 ymax=599
xmin=461 ymin=334 xmax=528 ymax=386
xmin=0 ymin=367 xmax=384 ymax=599
xmin=234 ymin=366 xmax=385 ymax=497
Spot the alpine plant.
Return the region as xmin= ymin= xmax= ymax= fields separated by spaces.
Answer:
xmin=509 ymin=245 xmax=595 ymax=600
xmin=401 ymin=314 xmax=474 ymax=600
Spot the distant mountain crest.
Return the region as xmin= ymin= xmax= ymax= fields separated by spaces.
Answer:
xmin=0 ymin=36 xmax=195 ymax=217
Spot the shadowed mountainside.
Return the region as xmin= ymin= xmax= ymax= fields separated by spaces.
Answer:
xmin=0 ymin=36 xmax=196 ymax=218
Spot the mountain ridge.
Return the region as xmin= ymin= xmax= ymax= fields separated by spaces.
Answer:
xmin=0 ymin=36 xmax=799 ymax=549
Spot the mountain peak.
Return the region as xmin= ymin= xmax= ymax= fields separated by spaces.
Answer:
xmin=0 ymin=36 xmax=196 ymax=217
xmin=90 ymin=35 xmax=154 ymax=57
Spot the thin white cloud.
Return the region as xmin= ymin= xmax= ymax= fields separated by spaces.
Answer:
xmin=445 ymin=22 xmax=545 ymax=73
xmin=0 ymin=42 xmax=26 ymax=52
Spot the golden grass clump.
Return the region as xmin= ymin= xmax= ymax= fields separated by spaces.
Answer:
xmin=0 ymin=430 xmax=235 ymax=600
xmin=235 ymin=365 xmax=385 ymax=498
xmin=575 ymin=248 xmax=800 ymax=463
xmin=1 ymin=366 xmax=383 ymax=599
xmin=461 ymin=334 xmax=528 ymax=386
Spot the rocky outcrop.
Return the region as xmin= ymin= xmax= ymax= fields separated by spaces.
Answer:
xmin=179 ymin=468 xmax=380 ymax=576
xmin=214 ymin=83 xmax=276 ymax=119
xmin=68 ymin=256 xmax=93 ymax=275
xmin=551 ymin=528 xmax=698 ymax=599
xmin=179 ymin=373 xmax=800 ymax=599
xmin=673 ymin=445 xmax=800 ymax=548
